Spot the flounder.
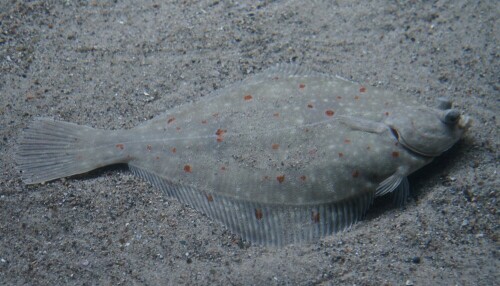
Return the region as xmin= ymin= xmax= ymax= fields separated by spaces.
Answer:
xmin=16 ymin=65 xmax=470 ymax=246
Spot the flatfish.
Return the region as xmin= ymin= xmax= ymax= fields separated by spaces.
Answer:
xmin=16 ymin=65 xmax=470 ymax=246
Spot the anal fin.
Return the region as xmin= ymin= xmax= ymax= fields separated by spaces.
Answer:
xmin=128 ymin=163 xmax=375 ymax=246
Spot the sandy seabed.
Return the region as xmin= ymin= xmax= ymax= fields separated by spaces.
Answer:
xmin=1 ymin=1 xmax=498 ymax=285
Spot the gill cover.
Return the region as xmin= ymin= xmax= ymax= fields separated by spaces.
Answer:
xmin=384 ymin=99 xmax=470 ymax=157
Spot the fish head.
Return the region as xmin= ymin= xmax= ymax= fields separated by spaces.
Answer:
xmin=384 ymin=98 xmax=471 ymax=157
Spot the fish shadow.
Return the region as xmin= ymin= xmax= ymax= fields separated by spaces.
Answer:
xmin=70 ymin=163 xmax=130 ymax=182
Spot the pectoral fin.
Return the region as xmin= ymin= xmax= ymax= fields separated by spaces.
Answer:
xmin=376 ymin=174 xmax=410 ymax=206
xmin=389 ymin=177 xmax=409 ymax=207
xmin=338 ymin=116 xmax=387 ymax=134
xmin=376 ymin=174 xmax=403 ymax=196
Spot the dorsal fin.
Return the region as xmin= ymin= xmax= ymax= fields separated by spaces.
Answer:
xmin=250 ymin=63 xmax=331 ymax=81
xmin=248 ymin=63 xmax=358 ymax=86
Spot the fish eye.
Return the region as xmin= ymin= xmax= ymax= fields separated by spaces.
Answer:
xmin=443 ymin=109 xmax=460 ymax=125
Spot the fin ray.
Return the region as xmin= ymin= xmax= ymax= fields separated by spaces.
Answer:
xmin=129 ymin=164 xmax=374 ymax=246
xmin=16 ymin=118 xmax=126 ymax=184
xmin=390 ymin=177 xmax=410 ymax=207
xmin=376 ymin=174 xmax=404 ymax=197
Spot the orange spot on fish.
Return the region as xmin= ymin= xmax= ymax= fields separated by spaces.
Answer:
xmin=184 ymin=165 xmax=192 ymax=173
xmin=336 ymin=96 xmax=342 ymax=100
xmin=220 ymin=166 xmax=226 ymax=171
xmin=299 ymin=83 xmax=306 ymax=89
xmin=244 ymin=94 xmax=253 ymax=101
xmin=276 ymin=175 xmax=285 ymax=183
xmin=116 ymin=143 xmax=125 ymax=150
xmin=344 ymin=139 xmax=351 ymax=144
xmin=385 ymin=111 xmax=390 ymax=116
xmin=272 ymin=143 xmax=280 ymax=150
xmin=392 ymin=151 xmax=400 ymax=158
xmin=311 ymin=211 xmax=320 ymax=223
xmin=325 ymin=109 xmax=335 ymax=117
xmin=215 ymin=129 xmax=226 ymax=136
xmin=167 ymin=117 xmax=175 ymax=124
xmin=255 ymin=208 xmax=263 ymax=220
xmin=216 ymin=128 xmax=227 ymax=142
xmin=307 ymin=103 xmax=314 ymax=108
xmin=171 ymin=147 xmax=176 ymax=153
xmin=352 ymin=170 xmax=360 ymax=178
xmin=359 ymin=86 xmax=366 ymax=93
xmin=273 ymin=113 xmax=280 ymax=117
xmin=146 ymin=145 xmax=152 ymax=151
xmin=206 ymin=194 xmax=214 ymax=202
xmin=300 ymin=175 xmax=307 ymax=181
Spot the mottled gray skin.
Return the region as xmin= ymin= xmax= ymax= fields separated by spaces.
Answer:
xmin=116 ymin=65 xmax=468 ymax=204
xmin=16 ymin=65 xmax=470 ymax=245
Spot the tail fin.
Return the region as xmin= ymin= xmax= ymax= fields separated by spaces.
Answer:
xmin=15 ymin=118 xmax=126 ymax=184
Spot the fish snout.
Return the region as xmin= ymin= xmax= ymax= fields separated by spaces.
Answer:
xmin=458 ymin=114 xmax=472 ymax=130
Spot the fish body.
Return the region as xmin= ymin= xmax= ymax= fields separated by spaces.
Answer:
xmin=16 ymin=65 xmax=470 ymax=246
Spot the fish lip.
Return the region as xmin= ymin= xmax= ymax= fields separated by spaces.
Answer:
xmin=458 ymin=115 xmax=472 ymax=130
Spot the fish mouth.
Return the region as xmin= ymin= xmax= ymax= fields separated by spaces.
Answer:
xmin=458 ymin=115 xmax=472 ymax=130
